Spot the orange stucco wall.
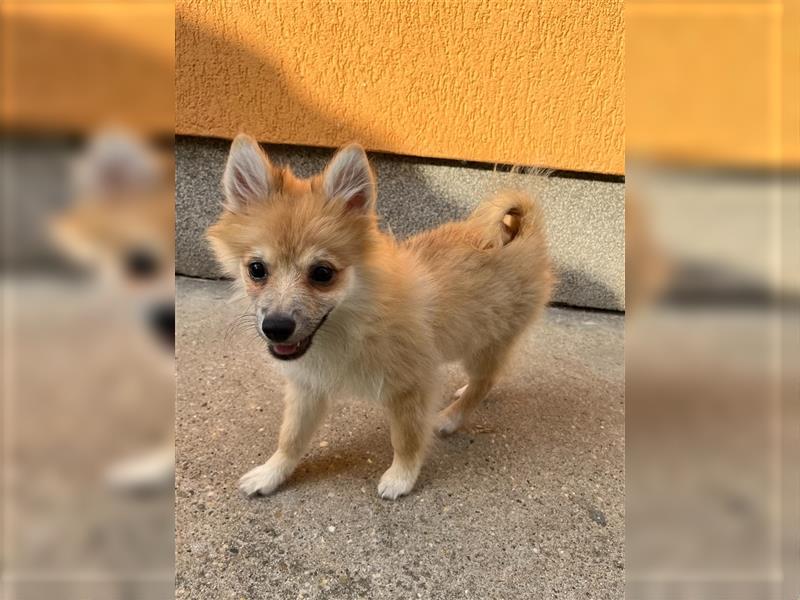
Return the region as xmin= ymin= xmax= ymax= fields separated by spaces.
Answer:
xmin=4 ymin=3 xmax=794 ymax=171
xmin=176 ymin=1 xmax=626 ymax=174
xmin=1 ymin=2 xmax=174 ymax=135
xmin=627 ymin=2 xmax=798 ymax=168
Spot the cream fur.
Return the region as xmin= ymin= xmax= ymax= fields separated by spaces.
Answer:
xmin=207 ymin=137 xmax=553 ymax=499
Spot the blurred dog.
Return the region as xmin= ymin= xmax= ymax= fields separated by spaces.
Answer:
xmin=51 ymin=130 xmax=175 ymax=491
xmin=208 ymin=135 xmax=553 ymax=499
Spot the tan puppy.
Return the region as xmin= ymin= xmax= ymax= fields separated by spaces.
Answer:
xmin=207 ymin=135 xmax=553 ymax=499
xmin=51 ymin=130 xmax=176 ymax=491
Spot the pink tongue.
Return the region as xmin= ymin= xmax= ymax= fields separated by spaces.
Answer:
xmin=273 ymin=343 xmax=299 ymax=355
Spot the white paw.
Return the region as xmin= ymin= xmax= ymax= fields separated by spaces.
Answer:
xmin=377 ymin=464 xmax=418 ymax=500
xmin=435 ymin=406 xmax=464 ymax=436
xmin=106 ymin=446 xmax=174 ymax=492
xmin=238 ymin=453 xmax=295 ymax=496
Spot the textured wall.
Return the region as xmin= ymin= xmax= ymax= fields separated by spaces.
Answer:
xmin=5 ymin=3 xmax=792 ymax=169
xmin=176 ymin=1 xmax=625 ymax=174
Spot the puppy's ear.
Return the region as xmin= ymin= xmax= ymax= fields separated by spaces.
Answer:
xmin=73 ymin=129 xmax=162 ymax=199
xmin=222 ymin=134 xmax=272 ymax=212
xmin=323 ymin=143 xmax=375 ymax=212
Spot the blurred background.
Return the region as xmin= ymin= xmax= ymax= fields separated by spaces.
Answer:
xmin=626 ymin=2 xmax=798 ymax=599
xmin=2 ymin=2 xmax=175 ymax=600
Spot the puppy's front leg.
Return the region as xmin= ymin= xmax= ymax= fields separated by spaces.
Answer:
xmin=239 ymin=381 xmax=329 ymax=496
xmin=378 ymin=386 xmax=434 ymax=500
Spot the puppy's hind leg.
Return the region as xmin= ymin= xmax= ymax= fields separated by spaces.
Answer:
xmin=239 ymin=381 xmax=329 ymax=496
xmin=436 ymin=343 xmax=513 ymax=436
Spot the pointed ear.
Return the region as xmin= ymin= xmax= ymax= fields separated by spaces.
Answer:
xmin=73 ymin=129 xmax=161 ymax=199
xmin=323 ymin=144 xmax=375 ymax=212
xmin=222 ymin=134 xmax=273 ymax=212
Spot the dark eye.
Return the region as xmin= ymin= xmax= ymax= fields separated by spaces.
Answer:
xmin=248 ymin=261 xmax=268 ymax=281
xmin=125 ymin=248 xmax=159 ymax=280
xmin=309 ymin=265 xmax=335 ymax=284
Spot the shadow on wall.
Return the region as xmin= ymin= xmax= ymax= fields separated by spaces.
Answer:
xmin=175 ymin=13 xmax=624 ymax=311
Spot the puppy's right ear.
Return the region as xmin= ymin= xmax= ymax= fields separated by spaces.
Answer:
xmin=222 ymin=134 xmax=272 ymax=212
xmin=73 ymin=128 xmax=162 ymax=199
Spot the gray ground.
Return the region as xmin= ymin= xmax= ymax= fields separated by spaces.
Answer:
xmin=5 ymin=277 xmax=174 ymax=600
xmin=176 ymin=277 xmax=624 ymax=599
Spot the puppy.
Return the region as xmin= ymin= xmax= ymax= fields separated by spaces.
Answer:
xmin=52 ymin=130 xmax=176 ymax=491
xmin=53 ymin=130 xmax=176 ymax=353
xmin=207 ymin=135 xmax=553 ymax=499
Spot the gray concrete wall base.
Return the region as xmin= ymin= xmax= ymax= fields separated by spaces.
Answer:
xmin=177 ymin=136 xmax=624 ymax=310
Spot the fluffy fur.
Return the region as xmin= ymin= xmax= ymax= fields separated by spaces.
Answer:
xmin=207 ymin=135 xmax=553 ymax=499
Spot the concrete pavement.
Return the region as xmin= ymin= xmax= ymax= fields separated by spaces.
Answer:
xmin=176 ymin=277 xmax=624 ymax=599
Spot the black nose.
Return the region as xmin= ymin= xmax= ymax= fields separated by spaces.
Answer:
xmin=261 ymin=314 xmax=296 ymax=342
xmin=148 ymin=303 xmax=175 ymax=349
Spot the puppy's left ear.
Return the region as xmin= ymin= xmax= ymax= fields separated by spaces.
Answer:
xmin=323 ymin=144 xmax=375 ymax=212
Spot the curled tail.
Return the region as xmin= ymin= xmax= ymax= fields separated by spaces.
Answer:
xmin=468 ymin=189 xmax=548 ymax=251
xmin=468 ymin=188 xmax=556 ymax=312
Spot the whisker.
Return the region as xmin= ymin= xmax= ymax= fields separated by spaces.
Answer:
xmin=223 ymin=304 xmax=259 ymax=348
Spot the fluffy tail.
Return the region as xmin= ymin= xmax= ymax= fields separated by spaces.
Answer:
xmin=468 ymin=189 xmax=548 ymax=251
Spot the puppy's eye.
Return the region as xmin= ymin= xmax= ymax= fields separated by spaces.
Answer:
xmin=248 ymin=261 xmax=268 ymax=281
xmin=125 ymin=248 xmax=160 ymax=280
xmin=309 ymin=265 xmax=335 ymax=284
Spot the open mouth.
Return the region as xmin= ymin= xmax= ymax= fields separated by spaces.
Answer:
xmin=267 ymin=312 xmax=330 ymax=361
